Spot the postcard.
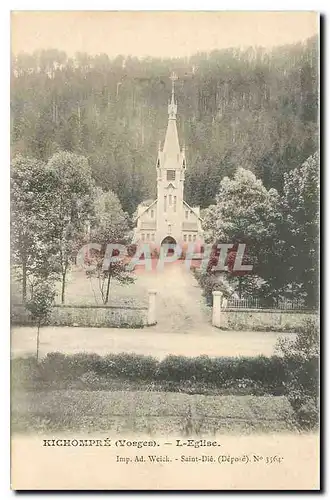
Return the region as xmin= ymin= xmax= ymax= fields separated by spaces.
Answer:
xmin=10 ymin=11 xmax=320 ymax=490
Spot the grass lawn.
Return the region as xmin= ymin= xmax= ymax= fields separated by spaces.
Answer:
xmin=12 ymin=389 xmax=295 ymax=435
xmin=11 ymin=267 xmax=148 ymax=308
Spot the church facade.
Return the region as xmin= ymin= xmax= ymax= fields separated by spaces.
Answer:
xmin=134 ymin=74 xmax=204 ymax=251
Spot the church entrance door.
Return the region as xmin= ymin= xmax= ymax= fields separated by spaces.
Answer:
xmin=160 ymin=236 xmax=177 ymax=257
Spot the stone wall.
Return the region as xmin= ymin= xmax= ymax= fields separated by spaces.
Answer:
xmin=221 ymin=308 xmax=317 ymax=332
xmin=11 ymin=303 xmax=148 ymax=328
xmin=212 ymin=291 xmax=317 ymax=332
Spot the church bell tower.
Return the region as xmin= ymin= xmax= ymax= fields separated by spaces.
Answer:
xmin=155 ymin=72 xmax=186 ymax=246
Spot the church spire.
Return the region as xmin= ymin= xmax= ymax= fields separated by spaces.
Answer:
xmin=168 ymin=71 xmax=178 ymax=120
xmin=162 ymin=72 xmax=180 ymax=159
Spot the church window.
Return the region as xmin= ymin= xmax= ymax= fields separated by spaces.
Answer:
xmin=169 ymin=194 xmax=172 ymax=205
xmin=151 ymin=233 xmax=155 ymax=241
xmin=164 ymin=195 xmax=167 ymax=211
xmin=173 ymin=196 xmax=177 ymax=212
xmin=183 ymin=159 xmax=186 ymax=168
xmin=185 ymin=210 xmax=189 ymax=220
xmin=184 ymin=235 xmax=187 ymax=242
xmin=142 ymin=234 xmax=145 ymax=242
xmin=193 ymin=234 xmax=196 ymax=242
xmin=167 ymin=170 xmax=175 ymax=181
xmin=147 ymin=233 xmax=150 ymax=240
xmin=188 ymin=234 xmax=192 ymax=242
xmin=151 ymin=209 xmax=154 ymax=218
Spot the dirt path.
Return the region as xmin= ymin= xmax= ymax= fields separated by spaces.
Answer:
xmin=134 ymin=261 xmax=212 ymax=332
xmin=44 ymin=261 xmax=211 ymax=333
xmin=11 ymin=325 xmax=292 ymax=359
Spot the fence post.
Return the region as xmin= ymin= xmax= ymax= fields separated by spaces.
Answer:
xmin=212 ymin=291 xmax=223 ymax=328
xmin=147 ymin=290 xmax=157 ymax=326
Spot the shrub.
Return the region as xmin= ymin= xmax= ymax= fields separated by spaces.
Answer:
xmin=12 ymin=351 xmax=308 ymax=400
xmin=100 ymin=353 xmax=158 ymax=380
xmin=11 ymin=356 xmax=41 ymax=388
xmin=196 ymin=270 xmax=234 ymax=305
xmin=276 ymin=318 xmax=319 ymax=360
xmin=79 ymin=371 xmax=101 ymax=388
xmin=276 ymin=319 xmax=319 ymax=429
xmin=294 ymin=398 xmax=319 ymax=429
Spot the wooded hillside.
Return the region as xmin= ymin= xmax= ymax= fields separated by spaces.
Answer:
xmin=11 ymin=36 xmax=318 ymax=214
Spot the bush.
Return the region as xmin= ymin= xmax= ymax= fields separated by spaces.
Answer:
xmin=100 ymin=353 xmax=158 ymax=380
xmin=276 ymin=319 xmax=319 ymax=429
xmin=294 ymin=398 xmax=319 ymax=429
xmin=276 ymin=318 xmax=319 ymax=360
xmin=12 ymin=345 xmax=317 ymax=411
xmin=37 ymin=352 xmax=159 ymax=381
xmin=13 ymin=352 xmax=288 ymax=395
xmin=196 ymin=269 xmax=234 ymax=305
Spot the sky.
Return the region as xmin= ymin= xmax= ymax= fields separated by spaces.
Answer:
xmin=11 ymin=11 xmax=319 ymax=58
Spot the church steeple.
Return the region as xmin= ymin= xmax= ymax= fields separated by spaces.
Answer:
xmin=134 ymin=70 xmax=203 ymax=250
xmin=163 ymin=72 xmax=180 ymax=160
xmin=168 ymin=71 xmax=178 ymax=120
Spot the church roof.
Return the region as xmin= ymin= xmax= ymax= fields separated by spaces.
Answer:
xmin=133 ymin=199 xmax=157 ymax=222
xmin=162 ymin=72 xmax=180 ymax=160
xmin=134 ymin=198 xmax=203 ymax=223
xmin=163 ymin=119 xmax=180 ymax=159
xmin=183 ymin=200 xmax=203 ymax=222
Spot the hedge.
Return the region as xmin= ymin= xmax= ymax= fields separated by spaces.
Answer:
xmin=11 ymin=352 xmax=317 ymax=395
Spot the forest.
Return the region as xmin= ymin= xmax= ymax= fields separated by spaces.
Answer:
xmin=11 ymin=36 xmax=318 ymax=214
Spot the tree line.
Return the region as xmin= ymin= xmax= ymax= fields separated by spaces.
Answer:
xmin=11 ymin=36 xmax=318 ymax=213
xmin=202 ymin=152 xmax=319 ymax=308
xmin=11 ymin=151 xmax=130 ymax=305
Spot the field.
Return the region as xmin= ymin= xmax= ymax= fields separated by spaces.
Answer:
xmin=12 ymin=388 xmax=295 ymax=435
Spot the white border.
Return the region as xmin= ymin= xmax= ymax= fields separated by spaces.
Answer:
xmin=2 ymin=3 xmax=326 ymax=498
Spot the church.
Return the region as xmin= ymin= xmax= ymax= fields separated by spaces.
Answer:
xmin=134 ymin=73 xmax=204 ymax=251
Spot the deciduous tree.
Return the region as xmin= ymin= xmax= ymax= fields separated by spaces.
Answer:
xmin=88 ymin=189 xmax=134 ymax=304
xmin=47 ymin=151 xmax=95 ymax=303
xmin=11 ymin=155 xmax=59 ymax=301
xmin=25 ymin=281 xmax=56 ymax=362
xmin=281 ymin=152 xmax=319 ymax=307
xmin=202 ymin=167 xmax=283 ymax=300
